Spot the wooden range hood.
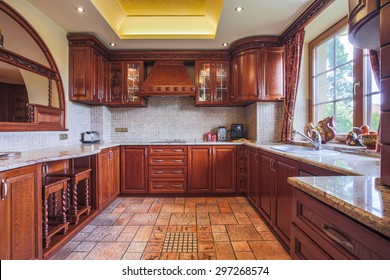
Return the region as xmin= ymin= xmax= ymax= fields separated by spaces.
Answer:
xmin=140 ymin=61 xmax=195 ymax=96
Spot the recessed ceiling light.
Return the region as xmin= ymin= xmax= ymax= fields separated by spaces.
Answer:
xmin=235 ymin=7 xmax=244 ymax=12
xmin=76 ymin=7 xmax=85 ymax=13
xmin=109 ymin=42 xmax=116 ymax=47
xmin=222 ymin=42 xmax=229 ymax=47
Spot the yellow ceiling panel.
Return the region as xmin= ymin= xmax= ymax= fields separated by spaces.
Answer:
xmin=90 ymin=0 xmax=223 ymax=39
xmin=118 ymin=0 xmax=206 ymax=16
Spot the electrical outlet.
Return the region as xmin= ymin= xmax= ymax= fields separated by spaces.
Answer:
xmin=59 ymin=133 xmax=68 ymax=140
xmin=115 ymin=128 xmax=128 ymax=132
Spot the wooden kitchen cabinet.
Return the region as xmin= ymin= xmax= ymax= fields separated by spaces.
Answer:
xmin=148 ymin=146 xmax=187 ymax=193
xmin=257 ymin=151 xmax=298 ymax=246
xmin=108 ymin=61 xmax=147 ymax=107
xmin=236 ymin=146 xmax=248 ymax=193
xmin=188 ymin=146 xmax=236 ymax=193
xmin=121 ymin=146 xmax=148 ymax=194
xmin=97 ymin=147 xmax=120 ymax=210
xmin=232 ymin=47 xmax=285 ymax=104
xmin=0 ymin=165 xmax=41 ymax=260
xmin=291 ymin=188 xmax=390 ymax=259
xmin=246 ymin=147 xmax=259 ymax=205
xmin=195 ymin=61 xmax=231 ymax=106
xmin=348 ymin=0 xmax=380 ymax=49
xmin=69 ymin=45 xmax=108 ymax=105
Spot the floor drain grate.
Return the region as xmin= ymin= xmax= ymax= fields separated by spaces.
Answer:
xmin=162 ymin=232 xmax=198 ymax=253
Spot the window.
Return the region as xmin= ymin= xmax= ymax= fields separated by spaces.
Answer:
xmin=309 ymin=18 xmax=380 ymax=134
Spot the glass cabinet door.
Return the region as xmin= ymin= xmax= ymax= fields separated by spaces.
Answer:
xmin=126 ymin=62 xmax=141 ymax=103
xmin=214 ymin=62 xmax=228 ymax=103
xmin=196 ymin=62 xmax=212 ymax=103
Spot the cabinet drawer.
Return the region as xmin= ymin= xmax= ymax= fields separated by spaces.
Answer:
xmin=149 ymin=156 xmax=187 ymax=165
xmin=149 ymin=179 xmax=186 ymax=193
xmin=290 ymin=223 xmax=333 ymax=260
xmin=149 ymin=146 xmax=187 ymax=155
xmin=149 ymin=166 xmax=187 ymax=177
xmin=293 ymin=189 xmax=390 ymax=259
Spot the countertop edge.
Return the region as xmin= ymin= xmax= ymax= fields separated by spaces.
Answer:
xmin=287 ymin=176 xmax=389 ymax=238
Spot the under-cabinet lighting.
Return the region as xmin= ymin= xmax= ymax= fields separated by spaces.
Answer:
xmin=222 ymin=42 xmax=229 ymax=47
xmin=109 ymin=42 xmax=116 ymax=47
xmin=235 ymin=6 xmax=244 ymax=12
xmin=76 ymin=7 xmax=85 ymax=13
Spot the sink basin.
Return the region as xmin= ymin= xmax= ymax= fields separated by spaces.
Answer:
xmin=271 ymin=145 xmax=339 ymax=156
xmin=0 ymin=151 xmax=21 ymax=159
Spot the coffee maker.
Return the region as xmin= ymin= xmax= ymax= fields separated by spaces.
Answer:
xmin=230 ymin=124 xmax=244 ymax=140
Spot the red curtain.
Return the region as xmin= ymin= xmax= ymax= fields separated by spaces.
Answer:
xmin=281 ymin=29 xmax=305 ymax=142
xmin=369 ymin=49 xmax=381 ymax=152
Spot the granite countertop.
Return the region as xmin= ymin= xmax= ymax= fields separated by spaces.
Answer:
xmin=287 ymin=176 xmax=389 ymax=238
xmin=0 ymin=140 xmax=386 ymax=237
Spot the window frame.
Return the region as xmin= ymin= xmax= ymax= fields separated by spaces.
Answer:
xmin=309 ymin=17 xmax=364 ymax=133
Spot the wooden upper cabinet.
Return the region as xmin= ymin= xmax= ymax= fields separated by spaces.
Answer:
xmin=260 ymin=47 xmax=285 ymax=101
xmin=0 ymin=165 xmax=41 ymax=260
xmin=232 ymin=47 xmax=285 ymax=104
xmin=69 ymin=46 xmax=107 ymax=105
xmin=233 ymin=50 xmax=259 ymax=104
xmin=195 ymin=61 xmax=231 ymax=106
xmin=348 ymin=0 xmax=380 ymax=49
xmin=108 ymin=61 xmax=147 ymax=107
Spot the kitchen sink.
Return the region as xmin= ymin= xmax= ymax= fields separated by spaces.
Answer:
xmin=271 ymin=145 xmax=339 ymax=156
xmin=0 ymin=151 xmax=21 ymax=159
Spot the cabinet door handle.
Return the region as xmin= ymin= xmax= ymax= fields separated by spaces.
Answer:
xmin=172 ymin=170 xmax=182 ymax=174
xmin=153 ymin=170 xmax=164 ymax=174
xmin=1 ymin=179 xmax=8 ymax=200
xmin=172 ymin=159 xmax=183 ymax=163
xmin=322 ymin=224 xmax=354 ymax=250
xmin=172 ymin=184 xmax=182 ymax=188
xmin=154 ymin=149 xmax=164 ymax=152
xmin=153 ymin=184 xmax=164 ymax=188
xmin=153 ymin=159 xmax=164 ymax=162
xmin=172 ymin=149 xmax=182 ymax=152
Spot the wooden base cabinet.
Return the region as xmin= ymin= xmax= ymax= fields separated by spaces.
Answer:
xmin=96 ymin=147 xmax=120 ymax=209
xmin=188 ymin=146 xmax=236 ymax=193
xmin=121 ymin=146 xmax=148 ymax=194
xmin=291 ymin=188 xmax=390 ymax=260
xmin=0 ymin=165 xmax=41 ymax=260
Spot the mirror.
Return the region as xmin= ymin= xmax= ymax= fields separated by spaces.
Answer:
xmin=0 ymin=2 xmax=65 ymax=131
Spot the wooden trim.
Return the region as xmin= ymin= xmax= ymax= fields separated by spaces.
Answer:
xmin=279 ymin=0 xmax=335 ymax=43
xmin=0 ymin=2 xmax=66 ymax=131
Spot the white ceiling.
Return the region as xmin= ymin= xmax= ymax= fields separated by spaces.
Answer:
xmin=26 ymin=0 xmax=315 ymax=50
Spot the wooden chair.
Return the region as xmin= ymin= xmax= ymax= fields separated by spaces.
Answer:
xmin=42 ymin=176 xmax=70 ymax=249
xmin=46 ymin=168 xmax=92 ymax=225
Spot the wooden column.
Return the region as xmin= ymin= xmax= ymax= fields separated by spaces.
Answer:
xmin=380 ymin=0 xmax=390 ymax=185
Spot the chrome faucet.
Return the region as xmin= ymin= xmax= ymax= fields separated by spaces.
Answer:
xmin=295 ymin=130 xmax=322 ymax=150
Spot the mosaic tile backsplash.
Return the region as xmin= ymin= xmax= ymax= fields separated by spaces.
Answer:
xmin=0 ymin=96 xmax=289 ymax=150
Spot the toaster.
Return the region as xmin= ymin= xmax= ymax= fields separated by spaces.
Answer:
xmin=81 ymin=131 xmax=100 ymax=143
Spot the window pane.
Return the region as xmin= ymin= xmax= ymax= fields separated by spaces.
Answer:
xmin=335 ymin=99 xmax=353 ymax=133
xmin=315 ymin=103 xmax=334 ymax=124
xmin=315 ymin=71 xmax=334 ymax=103
xmin=335 ymin=31 xmax=353 ymax=66
xmin=316 ymin=38 xmax=334 ymax=74
xmin=365 ymin=93 xmax=381 ymax=131
xmin=335 ymin=63 xmax=353 ymax=99
xmin=365 ymin=54 xmax=380 ymax=93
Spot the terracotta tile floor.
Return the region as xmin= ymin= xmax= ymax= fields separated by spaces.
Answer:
xmin=51 ymin=196 xmax=290 ymax=260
